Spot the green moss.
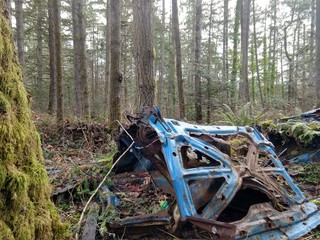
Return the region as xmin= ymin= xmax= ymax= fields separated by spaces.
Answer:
xmin=6 ymin=168 xmax=29 ymax=194
xmin=0 ymin=3 xmax=70 ymax=239
xmin=0 ymin=92 xmax=10 ymax=114
xmin=0 ymin=164 xmax=6 ymax=189
xmin=259 ymin=120 xmax=277 ymax=133
xmin=296 ymin=163 xmax=320 ymax=184
xmin=0 ymin=220 xmax=15 ymax=240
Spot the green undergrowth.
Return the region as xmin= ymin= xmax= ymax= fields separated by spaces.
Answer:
xmin=0 ymin=5 xmax=70 ymax=239
xmin=294 ymin=163 xmax=320 ymax=184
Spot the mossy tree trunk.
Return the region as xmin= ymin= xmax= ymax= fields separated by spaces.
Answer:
xmin=0 ymin=1 xmax=70 ymax=239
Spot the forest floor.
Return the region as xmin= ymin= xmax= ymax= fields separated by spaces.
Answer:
xmin=33 ymin=112 xmax=320 ymax=240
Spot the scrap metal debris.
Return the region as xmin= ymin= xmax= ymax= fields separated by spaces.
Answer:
xmin=101 ymin=107 xmax=320 ymax=239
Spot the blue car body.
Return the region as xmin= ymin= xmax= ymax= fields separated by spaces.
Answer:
xmin=109 ymin=108 xmax=320 ymax=239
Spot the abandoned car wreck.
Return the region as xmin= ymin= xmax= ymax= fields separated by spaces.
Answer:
xmin=103 ymin=107 xmax=320 ymax=239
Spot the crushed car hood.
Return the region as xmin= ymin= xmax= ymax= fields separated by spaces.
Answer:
xmin=105 ymin=107 xmax=320 ymax=239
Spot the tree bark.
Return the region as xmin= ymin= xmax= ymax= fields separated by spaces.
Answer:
xmin=104 ymin=0 xmax=110 ymax=118
xmin=36 ymin=0 xmax=44 ymax=90
xmin=78 ymin=0 xmax=89 ymax=117
xmin=239 ymin=0 xmax=251 ymax=104
xmin=53 ymin=0 xmax=64 ymax=123
xmin=284 ymin=2 xmax=296 ymax=103
xmin=168 ymin=18 xmax=176 ymax=116
xmin=252 ymin=0 xmax=264 ymax=107
xmin=72 ymin=0 xmax=82 ymax=116
xmin=316 ymin=0 xmax=320 ymax=107
xmin=172 ymin=0 xmax=186 ymax=118
xmin=14 ymin=0 xmax=24 ymax=80
xmin=157 ymin=0 xmax=165 ymax=109
xmin=250 ymin=34 xmax=255 ymax=103
xmin=194 ymin=0 xmax=202 ymax=123
xmin=206 ymin=0 xmax=213 ymax=123
xmin=109 ymin=0 xmax=122 ymax=126
xmin=301 ymin=24 xmax=307 ymax=111
xmin=230 ymin=0 xmax=241 ymax=110
xmin=47 ymin=0 xmax=56 ymax=115
xmin=223 ymin=0 xmax=229 ymax=97
xmin=133 ymin=0 xmax=155 ymax=109
xmin=307 ymin=0 xmax=316 ymax=109
xmin=270 ymin=0 xmax=277 ymax=97
xmin=72 ymin=0 xmax=89 ymax=117
xmin=284 ymin=25 xmax=296 ymax=102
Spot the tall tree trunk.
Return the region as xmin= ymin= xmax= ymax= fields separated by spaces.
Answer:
xmin=104 ymin=0 xmax=110 ymax=118
xmin=250 ymin=34 xmax=255 ymax=104
xmin=90 ymin=46 xmax=95 ymax=116
xmin=252 ymin=0 xmax=264 ymax=107
xmin=109 ymin=0 xmax=122 ymax=126
xmin=280 ymin=41 xmax=285 ymax=98
xmin=194 ymin=0 xmax=202 ymax=123
xmin=230 ymin=0 xmax=241 ymax=110
xmin=47 ymin=0 xmax=56 ymax=115
xmin=284 ymin=25 xmax=296 ymax=102
xmin=14 ymin=0 xmax=24 ymax=80
xmin=133 ymin=0 xmax=155 ymax=109
xmin=262 ymin=32 xmax=268 ymax=99
xmin=157 ymin=0 xmax=165 ymax=109
xmin=301 ymin=24 xmax=307 ymax=111
xmin=172 ymin=0 xmax=185 ymax=118
xmin=316 ymin=0 xmax=320 ymax=107
xmin=295 ymin=23 xmax=300 ymax=106
xmin=53 ymin=0 xmax=63 ymax=123
xmin=270 ymin=0 xmax=277 ymax=97
xmin=206 ymin=0 xmax=213 ymax=123
xmin=0 ymin=1 xmax=69 ymax=238
xmin=123 ymin=33 xmax=128 ymax=107
xmin=309 ymin=0 xmax=316 ymax=109
xmin=239 ymin=0 xmax=251 ymax=104
xmin=223 ymin=0 xmax=229 ymax=99
xmin=168 ymin=19 xmax=176 ymax=116
xmin=284 ymin=2 xmax=296 ymax=103
xmin=72 ymin=0 xmax=82 ymax=116
xmin=36 ymin=0 xmax=44 ymax=108
xmin=78 ymin=0 xmax=89 ymax=117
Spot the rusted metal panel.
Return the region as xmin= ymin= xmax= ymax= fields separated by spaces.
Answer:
xmin=186 ymin=216 xmax=236 ymax=240
xmin=104 ymin=107 xmax=320 ymax=239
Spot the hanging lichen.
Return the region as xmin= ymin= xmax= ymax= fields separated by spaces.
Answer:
xmin=0 ymin=2 xmax=70 ymax=239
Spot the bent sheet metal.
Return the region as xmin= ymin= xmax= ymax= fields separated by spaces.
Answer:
xmin=104 ymin=107 xmax=320 ymax=239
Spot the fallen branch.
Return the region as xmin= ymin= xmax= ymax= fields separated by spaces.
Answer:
xmin=75 ymin=120 xmax=134 ymax=240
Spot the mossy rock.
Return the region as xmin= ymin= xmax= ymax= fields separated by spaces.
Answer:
xmin=0 ymin=3 xmax=70 ymax=239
